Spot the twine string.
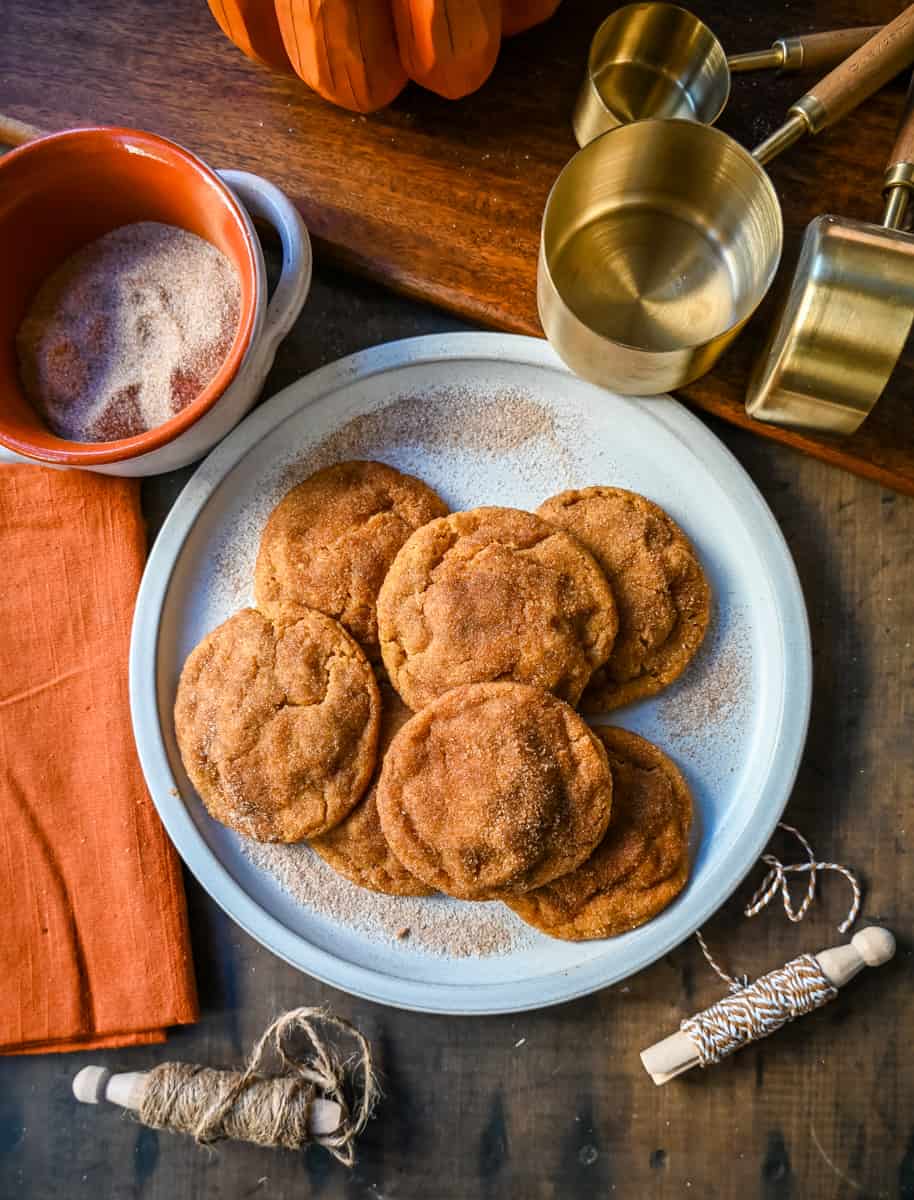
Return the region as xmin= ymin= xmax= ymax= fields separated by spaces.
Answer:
xmin=745 ymin=824 xmax=860 ymax=932
xmin=139 ymin=1008 xmax=379 ymax=1166
xmin=682 ymin=953 xmax=838 ymax=1067
xmin=694 ymin=823 xmax=861 ymax=992
xmin=694 ymin=929 xmax=749 ymax=993
xmin=685 ymin=824 xmax=860 ymax=1064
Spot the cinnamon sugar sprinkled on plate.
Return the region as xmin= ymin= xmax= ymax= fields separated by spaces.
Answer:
xmin=241 ymin=839 xmax=535 ymax=958
xmin=652 ymin=607 xmax=750 ymax=751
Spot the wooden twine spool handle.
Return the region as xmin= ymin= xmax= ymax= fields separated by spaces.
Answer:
xmin=0 ymin=114 xmax=46 ymax=148
xmin=641 ymin=927 xmax=895 ymax=1086
xmin=72 ymin=1066 xmax=343 ymax=1135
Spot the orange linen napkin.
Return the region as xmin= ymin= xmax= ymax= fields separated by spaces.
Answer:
xmin=0 ymin=466 xmax=198 ymax=1053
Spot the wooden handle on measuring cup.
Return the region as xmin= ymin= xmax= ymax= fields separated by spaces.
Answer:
xmin=729 ymin=26 xmax=881 ymax=74
xmin=887 ymin=72 xmax=914 ymax=169
xmin=797 ymin=5 xmax=914 ymax=133
xmin=0 ymin=114 xmax=45 ymax=147
xmin=882 ymin=73 xmax=914 ymax=226
xmin=777 ymin=26 xmax=882 ymax=73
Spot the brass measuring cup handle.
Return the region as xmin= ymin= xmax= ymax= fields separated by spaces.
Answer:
xmin=728 ymin=25 xmax=882 ymax=74
xmin=883 ymin=75 xmax=914 ymax=227
xmin=753 ymin=6 xmax=914 ymax=165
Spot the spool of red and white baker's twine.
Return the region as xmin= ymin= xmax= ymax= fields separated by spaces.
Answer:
xmin=641 ymin=824 xmax=894 ymax=1085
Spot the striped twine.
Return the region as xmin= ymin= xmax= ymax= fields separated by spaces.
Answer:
xmin=685 ymin=824 xmax=860 ymax=1065
xmin=682 ymin=954 xmax=838 ymax=1067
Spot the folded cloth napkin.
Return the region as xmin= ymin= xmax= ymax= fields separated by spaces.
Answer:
xmin=0 ymin=466 xmax=198 ymax=1053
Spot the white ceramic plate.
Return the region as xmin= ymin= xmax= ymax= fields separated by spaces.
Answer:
xmin=130 ymin=333 xmax=811 ymax=1015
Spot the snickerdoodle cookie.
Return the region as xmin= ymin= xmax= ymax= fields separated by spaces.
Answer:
xmin=536 ymin=488 xmax=710 ymax=712
xmin=375 ymin=682 xmax=614 ymax=900
xmin=376 ymin=506 xmax=618 ymax=710
xmin=254 ymin=461 xmax=448 ymax=657
xmin=505 ymin=726 xmax=692 ymax=940
xmin=311 ymin=689 xmax=433 ymax=897
xmin=175 ymin=606 xmax=380 ymax=843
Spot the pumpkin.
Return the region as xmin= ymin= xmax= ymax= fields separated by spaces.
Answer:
xmin=275 ymin=0 xmax=407 ymax=113
xmin=392 ymin=0 xmax=501 ymax=101
xmin=205 ymin=0 xmax=292 ymax=71
xmin=208 ymin=0 xmax=561 ymax=111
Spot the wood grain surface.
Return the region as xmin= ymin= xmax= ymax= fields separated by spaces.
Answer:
xmin=1 ymin=260 xmax=912 ymax=1200
xmin=3 ymin=0 xmax=914 ymax=495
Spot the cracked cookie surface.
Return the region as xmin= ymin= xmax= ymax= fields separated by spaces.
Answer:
xmin=375 ymin=682 xmax=614 ymax=900
xmin=311 ymin=688 xmax=433 ymax=896
xmin=537 ymin=487 xmax=710 ymax=712
xmin=376 ymin=506 xmax=618 ymax=710
xmin=254 ymin=460 xmax=448 ymax=658
xmin=505 ymin=726 xmax=692 ymax=940
xmin=174 ymin=606 xmax=381 ymax=842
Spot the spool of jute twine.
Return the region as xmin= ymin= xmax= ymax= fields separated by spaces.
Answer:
xmin=74 ymin=1008 xmax=378 ymax=1165
xmin=141 ymin=1008 xmax=377 ymax=1163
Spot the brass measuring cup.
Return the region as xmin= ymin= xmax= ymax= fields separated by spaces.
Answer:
xmin=573 ymin=3 xmax=881 ymax=145
xmin=538 ymin=7 xmax=914 ymax=397
xmin=746 ymin=78 xmax=914 ymax=435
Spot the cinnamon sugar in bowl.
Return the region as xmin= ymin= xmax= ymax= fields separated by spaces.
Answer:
xmin=0 ymin=128 xmax=311 ymax=476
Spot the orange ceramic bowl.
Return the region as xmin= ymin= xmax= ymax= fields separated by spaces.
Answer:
xmin=0 ymin=128 xmax=259 ymax=466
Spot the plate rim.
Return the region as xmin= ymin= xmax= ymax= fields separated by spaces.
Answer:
xmin=129 ymin=332 xmax=812 ymax=1015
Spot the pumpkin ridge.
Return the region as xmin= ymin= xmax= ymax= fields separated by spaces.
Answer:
xmin=214 ymin=0 xmax=237 ymax=43
xmin=344 ymin=59 xmax=359 ymax=109
xmin=402 ymin=0 xmax=419 ymax=67
xmin=352 ymin=2 xmax=367 ymax=107
xmin=282 ymin=0 xmax=303 ymax=74
xmin=318 ymin=2 xmax=338 ymax=97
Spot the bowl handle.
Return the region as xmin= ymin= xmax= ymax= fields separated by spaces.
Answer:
xmin=217 ymin=169 xmax=313 ymax=361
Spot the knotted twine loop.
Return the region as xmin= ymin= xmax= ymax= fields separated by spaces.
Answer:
xmin=746 ymin=824 xmax=860 ymax=932
xmin=684 ymin=825 xmax=860 ymax=1067
xmin=139 ymin=1008 xmax=379 ymax=1166
xmin=695 ymin=823 xmax=861 ymax=993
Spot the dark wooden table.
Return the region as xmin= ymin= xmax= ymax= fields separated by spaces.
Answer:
xmin=1 ymin=261 xmax=912 ymax=1199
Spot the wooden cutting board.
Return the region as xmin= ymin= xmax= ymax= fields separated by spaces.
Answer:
xmin=4 ymin=0 xmax=914 ymax=494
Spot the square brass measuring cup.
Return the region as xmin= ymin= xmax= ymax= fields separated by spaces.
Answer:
xmin=745 ymin=79 xmax=914 ymax=436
